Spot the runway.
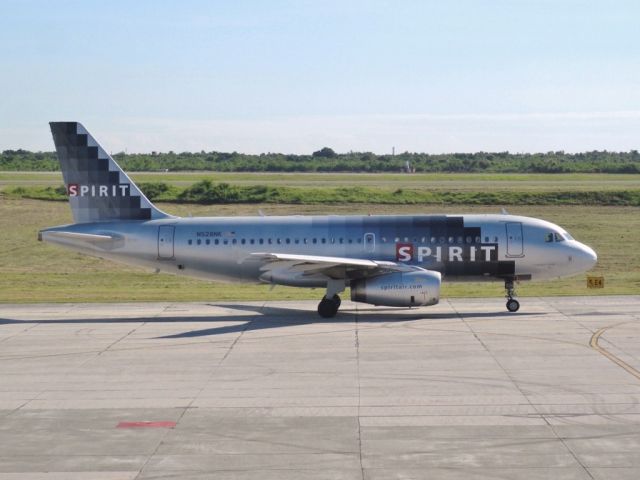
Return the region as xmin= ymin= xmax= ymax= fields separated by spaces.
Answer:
xmin=1 ymin=296 xmax=640 ymax=479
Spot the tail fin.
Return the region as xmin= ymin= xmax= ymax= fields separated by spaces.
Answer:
xmin=49 ymin=122 xmax=171 ymax=223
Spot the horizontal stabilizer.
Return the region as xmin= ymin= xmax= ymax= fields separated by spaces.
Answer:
xmin=39 ymin=231 xmax=116 ymax=242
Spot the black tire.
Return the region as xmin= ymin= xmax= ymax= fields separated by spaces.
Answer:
xmin=332 ymin=295 xmax=341 ymax=308
xmin=506 ymin=299 xmax=520 ymax=312
xmin=318 ymin=298 xmax=338 ymax=318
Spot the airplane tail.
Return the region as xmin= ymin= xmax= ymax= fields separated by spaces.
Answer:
xmin=49 ymin=122 xmax=171 ymax=223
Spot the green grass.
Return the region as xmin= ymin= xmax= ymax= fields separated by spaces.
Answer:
xmin=1 ymin=198 xmax=638 ymax=303
xmin=2 ymin=171 xmax=639 ymax=192
xmin=5 ymin=182 xmax=640 ymax=206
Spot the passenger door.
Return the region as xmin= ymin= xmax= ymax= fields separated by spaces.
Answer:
xmin=505 ymin=222 xmax=524 ymax=257
xmin=158 ymin=225 xmax=175 ymax=259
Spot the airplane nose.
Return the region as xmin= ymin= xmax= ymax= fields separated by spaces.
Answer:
xmin=575 ymin=243 xmax=597 ymax=270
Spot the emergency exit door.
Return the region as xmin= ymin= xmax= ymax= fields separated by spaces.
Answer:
xmin=158 ymin=226 xmax=175 ymax=259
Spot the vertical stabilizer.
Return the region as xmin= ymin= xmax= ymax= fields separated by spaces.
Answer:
xmin=50 ymin=122 xmax=171 ymax=223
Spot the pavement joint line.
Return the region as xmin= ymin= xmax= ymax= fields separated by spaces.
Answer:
xmin=0 ymin=320 xmax=40 ymax=346
xmin=133 ymin=301 xmax=251 ymax=480
xmin=448 ymin=298 xmax=597 ymax=480
xmin=354 ymin=303 xmax=364 ymax=480
xmin=590 ymin=322 xmax=640 ymax=382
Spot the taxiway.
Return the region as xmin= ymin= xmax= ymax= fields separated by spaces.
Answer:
xmin=1 ymin=296 xmax=639 ymax=479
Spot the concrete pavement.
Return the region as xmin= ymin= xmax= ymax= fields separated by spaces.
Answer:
xmin=1 ymin=296 xmax=639 ymax=479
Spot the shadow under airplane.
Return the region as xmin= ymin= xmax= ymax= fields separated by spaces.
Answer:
xmin=0 ymin=303 xmax=537 ymax=339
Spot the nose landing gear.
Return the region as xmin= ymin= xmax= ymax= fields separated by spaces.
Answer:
xmin=505 ymin=280 xmax=520 ymax=312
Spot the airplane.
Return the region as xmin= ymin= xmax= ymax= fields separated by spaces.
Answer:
xmin=39 ymin=122 xmax=598 ymax=317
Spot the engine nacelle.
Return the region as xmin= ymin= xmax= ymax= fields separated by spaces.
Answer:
xmin=350 ymin=270 xmax=441 ymax=307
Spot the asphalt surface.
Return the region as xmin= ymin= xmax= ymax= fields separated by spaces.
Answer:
xmin=1 ymin=296 xmax=639 ymax=479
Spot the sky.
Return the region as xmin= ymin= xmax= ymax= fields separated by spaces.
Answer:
xmin=1 ymin=0 xmax=639 ymax=154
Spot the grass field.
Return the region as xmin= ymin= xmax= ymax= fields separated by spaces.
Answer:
xmin=1 ymin=197 xmax=638 ymax=303
xmin=2 ymin=171 xmax=639 ymax=192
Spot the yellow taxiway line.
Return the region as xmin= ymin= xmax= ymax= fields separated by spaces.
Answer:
xmin=590 ymin=323 xmax=640 ymax=381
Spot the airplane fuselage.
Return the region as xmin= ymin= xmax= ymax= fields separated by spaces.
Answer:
xmin=42 ymin=213 xmax=596 ymax=287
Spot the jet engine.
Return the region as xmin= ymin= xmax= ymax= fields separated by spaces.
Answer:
xmin=350 ymin=270 xmax=441 ymax=307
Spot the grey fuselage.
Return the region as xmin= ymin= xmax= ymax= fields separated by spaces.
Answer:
xmin=41 ymin=213 xmax=598 ymax=287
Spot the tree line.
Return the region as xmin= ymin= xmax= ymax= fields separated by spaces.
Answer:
xmin=2 ymin=148 xmax=640 ymax=173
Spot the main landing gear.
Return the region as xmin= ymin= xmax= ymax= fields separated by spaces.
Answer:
xmin=318 ymin=295 xmax=341 ymax=318
xmin=504 ymin=279 xmax=520 ymax=312
xmin=317 ymin=279 xmax=345 ymax=318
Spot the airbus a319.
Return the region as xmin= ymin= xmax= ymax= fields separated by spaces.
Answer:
xmin=39 ymin=122 xmax=598 ymax=317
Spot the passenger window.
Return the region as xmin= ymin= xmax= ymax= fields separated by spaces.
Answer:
xmin=321 ymin=238 xmax=326 ymax=244
xmin=188 ymin=239 xmax=192 ymax=245
xmin=259 ymin=239 xmax=264 ymax=245
xmin=484 ymin=236 xmax=489 ymax=243
xmin=466 ymin=236 xmax=472 ymax=244
xmin=277 ymin=238 xmax=281 ymax=244
xmin=268 ymin=238 xmax=272 ymax=244
xmin=312 ymin=238 xmax=317 ymax=244
xmin=215 ymin=239 xmax=219 ymax=245
xmin=241 ymin=239 xmax=246 ymax=245
xmin=223 ymin=239 xmax=228 ymax=245
xmin=448 ymin=237 xmax=454 ymax=244
xmin=457 ymin=236 xmax=463 ymax=244
xmin=348 ymin=238 xmax=353 ymax=244
xmin=339 ymin=238 xmax=344 ymax=244
xmin=197 ymin=239 xmax=201 ymax=245
xmin=475 ymin=236 xmax=481 ymax=243
xmin=232 ymin=239 xmax=237 ymax=245
xmin=294 ymin=239 xmax=299 ymax=244
xmin=430 ymin=237 xmax=436 ymax=244
xmin=285 ymin=238 xmax=290 ymax=244
xmin=250 ymin=239 xmax=254 ymax=245
xmin=205 ymin=239 xmax=210 ymax=245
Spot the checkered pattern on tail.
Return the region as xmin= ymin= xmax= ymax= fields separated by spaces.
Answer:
xmin=50 ymin=122 xmax=169 ymax=223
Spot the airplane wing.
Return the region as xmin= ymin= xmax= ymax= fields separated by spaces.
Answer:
xmin=245 ymin=252 xmax=411 ymax=279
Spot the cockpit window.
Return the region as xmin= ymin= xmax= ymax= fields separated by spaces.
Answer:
xmin=546 ymin=231 xmax=571 ymax=242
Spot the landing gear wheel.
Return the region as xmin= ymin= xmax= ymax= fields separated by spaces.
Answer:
xmin=504 ymin=279 xmax=520 ymax=313
xmin=318 ymin=296 xmax=339 ymax=318
xmin=332 ymin=295 xmax=341 ymax=308
xmin=506 ymin=298 xmax=520 ymax=312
